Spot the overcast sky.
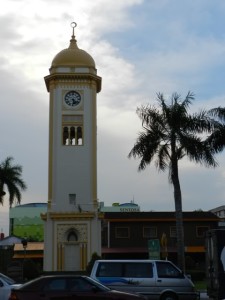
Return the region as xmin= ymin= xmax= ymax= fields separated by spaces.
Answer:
xmin=1 ymin=0 xmax=225 ymax=235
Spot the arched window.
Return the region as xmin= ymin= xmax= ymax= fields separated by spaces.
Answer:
xmin=62 ymin=115 xmax=83 ymax=146
xmin=70 ymin=127 xmax=76 ymax=145
xmin=63 ymin=127 xmax=69 ymax=145
xmin=77 ymin=127 xmax=82 ymax=145
xmin=67 ymin=230 xmax=78 ymax=242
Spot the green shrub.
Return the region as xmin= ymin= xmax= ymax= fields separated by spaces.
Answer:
xmin=23 ymin=259 xmax=40 ymax=280
xmin=186 ymin=269 xmax=205 ymax=281
xmin=86 ymin=252 xmax=101 ymax=275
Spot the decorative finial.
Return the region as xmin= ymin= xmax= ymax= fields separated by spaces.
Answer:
xmin=71 ymin=22 xmax=77 ymax=39
xmin=69 ymin=22 xmax=78 ymax=49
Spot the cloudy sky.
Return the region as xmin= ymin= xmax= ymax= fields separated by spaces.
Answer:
xmin=1 ymin=0 xmax=225 ymax=235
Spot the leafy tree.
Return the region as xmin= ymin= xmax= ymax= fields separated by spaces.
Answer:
xmin=128 ymin=92 xmax=223 ymax=271
xmin=0 ymin=156 xmax=27 ymax=207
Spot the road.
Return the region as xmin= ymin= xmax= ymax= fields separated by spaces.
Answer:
xmin=200 ymin=291 xmax=211 ymax=300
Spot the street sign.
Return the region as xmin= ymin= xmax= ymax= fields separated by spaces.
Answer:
xmin=148 ymin=239 xmax=160 ymax=259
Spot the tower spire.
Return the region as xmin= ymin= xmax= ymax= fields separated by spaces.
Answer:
xmin=69 ymin=22 xmax=78 ymax=49
xmin=71 ymin=22 xmax=77 ymax=38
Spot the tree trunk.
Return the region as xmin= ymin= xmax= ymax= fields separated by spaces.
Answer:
xmin=172 ymin=171 xmax=185 ymax=272
xmin=171 ymin=142 xmax=185 ymax=271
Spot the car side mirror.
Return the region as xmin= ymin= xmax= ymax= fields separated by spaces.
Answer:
xmin=176 ymin=271 xmax=184 ymax=278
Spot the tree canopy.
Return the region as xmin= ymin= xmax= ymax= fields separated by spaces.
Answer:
xmin=0 ymin=156 xmax=27 ymax=208
xmin=128 ymin=92 xmax=225 ymax=271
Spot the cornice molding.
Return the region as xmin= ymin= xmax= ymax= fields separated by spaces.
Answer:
xmin=44 ymin=73 xmax=101 ymax=93
xmin=41 ymin=211 xmax=97 ymax=221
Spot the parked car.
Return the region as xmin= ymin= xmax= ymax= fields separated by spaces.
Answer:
xmin=9 ymin=274 xmax=147 ymax=300
xmin=0 ymin=272 xmax=21 ymax=300
xmin=90 ymin=260 xmax=199 ymax=300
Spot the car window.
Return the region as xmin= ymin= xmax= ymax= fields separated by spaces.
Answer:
xmin=43 ymin=278 xmax=67 ymax=291
xmin=85 ymin=276 xmax=110 ymax=291
xmin=69 ymin=278 xmax=93 ymax=291
xmin=156 ymin=262 xmax=181 ymax=278
xmin=0 ymin=279 xmax=4 ymax=287
xmin=96 ymin=262 xmax=153 ymax=278
xmin=0 ymin=274 xmax=15 ymax=285
xmin=97 ymin=262 xmax=123 ymax=277
xmin=124 ymin=263 xmax=153 ymax=278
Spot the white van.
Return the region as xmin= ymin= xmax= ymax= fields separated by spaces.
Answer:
xmin=90 ymin=260 xmax=199 ymax=300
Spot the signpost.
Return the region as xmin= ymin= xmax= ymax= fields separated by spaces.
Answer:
xmin=148 ymin=239 xmax=160 ymax=259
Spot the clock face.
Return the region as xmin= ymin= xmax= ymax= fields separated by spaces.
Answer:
xmin=64 ymin=91 xmax=81 ymax=107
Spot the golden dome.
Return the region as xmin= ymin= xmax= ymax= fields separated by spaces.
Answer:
xmin=51 ymin=32 xmax=95 ymax=68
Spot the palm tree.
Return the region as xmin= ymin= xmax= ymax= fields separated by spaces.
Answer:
xmin=128 ymin=92 xmax=221 ymax=271
xmin=206 ymin=107 xmax=225 ymax=152
xmin=0 ymin=156 xmax=27 ymax=208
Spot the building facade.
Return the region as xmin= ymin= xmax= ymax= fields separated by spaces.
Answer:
xmin=9 ymin=203 xmax=47 ymax=241
xmin=101 ymin=211 xmax=220 ymax=267
xmin=6 ymin=208 xmax=220 ymax=272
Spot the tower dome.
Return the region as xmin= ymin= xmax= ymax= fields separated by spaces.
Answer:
xmin=50 ymin=22 xmax=95 ymax=70
xmin=45 ymin=22 xmax=101 ymax=92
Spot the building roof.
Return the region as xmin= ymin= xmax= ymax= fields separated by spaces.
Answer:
xmin=102 ymin=211 xmax=220 ymax=221
xmin=14 ymin=242 xmax=43 ymax=251
xmin=210 ymin=205 xmax=225 ymax=212
xmin=14 ymin=203 xmax=47 ymax=208
xmin=13 ymin=242 xmax=44 ymax=258
xmin=0 ymin=235 xmax=22 ymax=246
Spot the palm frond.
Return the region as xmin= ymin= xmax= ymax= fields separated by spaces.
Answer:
xmin=129 ymin=91 xmax=224 ymax=177
xmin=0 ymin=157 xmax=27 ymax=207
xmin=208 ymin=107 xmax=225 ymax=122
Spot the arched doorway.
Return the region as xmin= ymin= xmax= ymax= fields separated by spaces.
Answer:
xmin=57 ymin=224 xmax=88 ymax=271
xmin=64 ymin=229 xmax=80 ymax=271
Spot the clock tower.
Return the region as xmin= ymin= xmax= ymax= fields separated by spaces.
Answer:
xmin=42 ymin=23 xmax=102 ymax=271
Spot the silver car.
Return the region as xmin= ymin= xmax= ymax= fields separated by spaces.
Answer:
xmin=90 ymin=260 xmax=199 ymax=300
xmin=0 ymin=273 xmax=21 ymax=300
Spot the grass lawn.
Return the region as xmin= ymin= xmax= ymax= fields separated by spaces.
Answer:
xmin=193 ymin=281 xmax=206 ymax=291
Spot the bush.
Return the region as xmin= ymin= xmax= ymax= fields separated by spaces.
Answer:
xmin=23 ymin=259 xmax=40 ymax=280
xmin=186 ymin=269 xmax=205 ymax=281
xmin=86 ymin=252 xmax=101 ymax=275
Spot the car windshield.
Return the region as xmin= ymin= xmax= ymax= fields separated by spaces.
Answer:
xmin=84 ymin=276 xmax=111 ymax=291
xmin=15 ymin=276 xmax=112 ymax=292
xmin=0 ymin=273 xmax=15 ymax=285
